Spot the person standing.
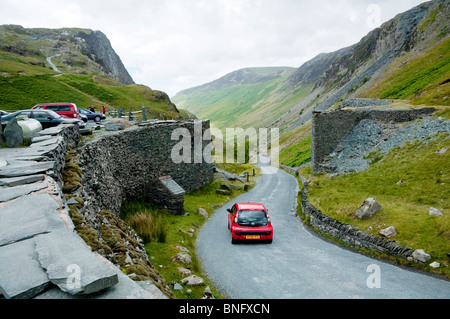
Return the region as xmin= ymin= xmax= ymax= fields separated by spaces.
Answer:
xmin=102 ymin=105 xmax=106 ymax=114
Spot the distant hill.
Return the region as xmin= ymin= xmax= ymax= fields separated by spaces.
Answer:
xmin=173 ymin=0 xmax=449 ymax=131
xmin=172 ymin=67 xmax=295 ymax=128
xmin=0 ymin=25 xmax=181 ymax=119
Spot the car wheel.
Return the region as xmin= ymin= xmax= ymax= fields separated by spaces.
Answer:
xmin=94 ymin=116 xmax=101 ymax=122
xmin=231 ymin=238 xmax=238 ymax=245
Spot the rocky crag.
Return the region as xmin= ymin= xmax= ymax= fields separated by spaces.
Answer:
xmin=0 ymin=25 xmax=134 ymax=85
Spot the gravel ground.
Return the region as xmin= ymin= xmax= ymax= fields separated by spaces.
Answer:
xmin=325 ymin=116 xmax=450 ymax=173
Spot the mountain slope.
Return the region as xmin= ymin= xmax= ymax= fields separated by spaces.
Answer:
xmin=172 ymin=67 xmax=295 ymax=128
xmin=0 ymin=25 xmax=133 ymax=84
xmin=174 ymin=0 xmax=449 ymax=132
xmin=0 ymin=25 xmax=181 ymax=119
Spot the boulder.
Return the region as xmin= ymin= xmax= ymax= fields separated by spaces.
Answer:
xmin=4 ymin=118 xmax=23 ymax=148
xmin=104 ymin=122 xmax=124 ymax=131
xmin=173 ymin=283 xmax=183 ymax=291
xmin=201 ymin=286 xmax=215 ymax=299
xmin=429 ymin=261 xmax=440 ymax=269
xmin=429 ymin=207 xmax=443 ymax=216
xmin=180 ymin=275 xmax=205 ymax=286
xmin=177 ymin=267 xmax=192 ymax=277
xmin=412 ymin=249 xmax=431 ymax=263
xmin=197 ymin=208 xmax=209 ymax=219
xmin=172 ymin=252 xmax=192 ymax=265
xmin=379 ymin=226 xmax=397 ymax=238
xmin=355 ymin=198 xmax=382 ymax=220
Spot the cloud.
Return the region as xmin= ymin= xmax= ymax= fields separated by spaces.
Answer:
xmin=0 ymin=0 xmax=426 ymax=96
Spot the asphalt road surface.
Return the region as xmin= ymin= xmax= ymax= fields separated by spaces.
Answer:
xmin=196 ymin=160 xmax=450 ymax=299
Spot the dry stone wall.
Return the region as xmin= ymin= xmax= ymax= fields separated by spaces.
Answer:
xmin=297 ymin=175 xmax=414 ymax=259
xmin=75 ymin=120 xmax=215 ymax=217
xmin=0 ymin=124 xmax=166 ymax=299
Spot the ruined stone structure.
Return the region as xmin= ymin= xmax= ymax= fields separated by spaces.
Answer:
xmin=311 ymin=107 xmax=435 ymax=172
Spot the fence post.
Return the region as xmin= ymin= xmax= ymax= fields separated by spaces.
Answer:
xmin=129 ymin=108 xmax=134 ymax=121
xmin=142 ymin=106 xmax=147 ymax=121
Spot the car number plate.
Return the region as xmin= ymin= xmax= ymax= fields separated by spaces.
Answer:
xmin=245 ymin=235 xmax=260 ymax=239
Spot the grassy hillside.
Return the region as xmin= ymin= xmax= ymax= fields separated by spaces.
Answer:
xmin=173 ymin=67 xmax=296 ymax=129
xmin=0 ymin=26 xmax=180 ymax=119
xmin=0 ymin=72 xmax=181 ymax=119
xmin=361 ymin=38 xmax=450 ymax=106
xmin=279 ymin=121 xmax=312 ymax=168
xmin=301 ymin=131 xmax=449 ymax=277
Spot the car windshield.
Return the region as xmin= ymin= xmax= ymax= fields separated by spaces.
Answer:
xmin=2 ymin=111 xmax=27 ymax=121
xmin=237 ymin=210 xmax=268 ymax=226
xmin=44 ymin=110 xmax=62 ymax=119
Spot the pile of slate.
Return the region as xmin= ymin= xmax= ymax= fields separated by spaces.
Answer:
xmin=0 ymin=125 xmax=167 ymax=299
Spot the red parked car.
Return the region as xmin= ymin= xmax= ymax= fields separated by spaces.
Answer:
xmin=227 ymin=203 xmax=273 ymax=244
xmin=32 ymin=103 xmax=79 ymax=119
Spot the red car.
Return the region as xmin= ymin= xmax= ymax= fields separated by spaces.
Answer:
xmin=32 ymin=103 xmax=79 ymax=119
xmin=227 ymin=203 xmax=273 ymax=244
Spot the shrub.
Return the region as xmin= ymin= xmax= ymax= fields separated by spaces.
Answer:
xmin=126 ymin=212 xmax=167 ymax=244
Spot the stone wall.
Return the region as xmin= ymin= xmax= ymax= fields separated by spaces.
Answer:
xmin=1 ymin=119 xmax=215 ymax=299
xmin=75 ymin=120 xmax=215 ymax=217
xmin=0 ymin=124 xmax=167 ymax=299
xmin=311 ymin=107 xmax=435 ymax=172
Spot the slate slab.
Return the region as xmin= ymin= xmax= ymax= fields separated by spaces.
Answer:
xmin=8 ymin=155 xmax=49 ymax=162
xmin=34 ymin=265 xmax=166 ymax=299
xmin=0 ymin=239 xmax=50 ymax=299
xmin=37 ymin=126 xmax=63 ymax=136
xmin=0 ymin=193 xmax=66 ymax=247
xmin=159 ymin=176 xmax=186 ymax=195
xmin=0 ymin=181 xmax=48 ymax=202
xmin=30 ymin=136 xmax=60 ymax=147
xmin=31 ymin=135 xmax=52 ymax=143
xmin=0 ymin=161 xmax=55 ymax=177
xmin=34 ymin=229 xmax=119 ymax=295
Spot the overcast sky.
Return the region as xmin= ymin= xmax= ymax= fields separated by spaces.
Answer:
xmin=0 ymin=0 xmax=426 ymax=97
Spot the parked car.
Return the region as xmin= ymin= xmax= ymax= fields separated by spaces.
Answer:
xmin=1 ymin=109 xmax=85 ymax=130
xmin=0 ymin=110 xmax=10 ymax=116
xmin=78 ymin=107 xmax=106 ymax=122
xmin=32 ymin=103 xmax=79 ymax=119
xmin=227 ymin=203 xmax=273 ymax=244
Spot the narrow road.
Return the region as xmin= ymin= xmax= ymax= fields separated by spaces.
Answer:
xmin=46 ymin=54 xmax=62 ymax=73
xmin=196 ymin=161 xmax=450 ymax=299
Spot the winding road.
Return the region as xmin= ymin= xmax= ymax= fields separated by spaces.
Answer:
xmin=47 ymin=54 xmax=62 ymax=73
xmin=196 ymin=159 xmax=450 ymax=299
